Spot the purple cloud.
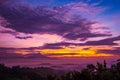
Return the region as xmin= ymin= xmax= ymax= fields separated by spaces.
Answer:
xmin=43 ymin=35 xmax=120 ymax=47
xmin=64 ymin=33 xmax=112 ymax=40
xmin=15 ymin=35 xmax=32 ymax=39
xmin=0 ymin=47 xmax=23 ymax=58
xmin=43 ymin=42 xmax=73 ymax=47
xmin=0 ymin=30 xmax=33 ymax=39
xmin=0 ymin=47 xmax=49 ymax=58
xmin=41 ymin=45 xmax=63 ymax=49
xmin=85 ymin=35 xmax=120 ymax=46
xmin=0 ymin=0 xmax=111 ymax=40
xmin=0 ymin=0 xmax=13 ymax=4
xmin=97 ymin=48 xmax=120 ymax=54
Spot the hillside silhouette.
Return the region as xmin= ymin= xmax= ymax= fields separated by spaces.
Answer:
xmin=1 ymin=60 xmax=120 ymax=80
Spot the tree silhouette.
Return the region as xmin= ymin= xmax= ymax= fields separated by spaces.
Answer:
xmin=1 ymin=60 xmax=120 ymax=80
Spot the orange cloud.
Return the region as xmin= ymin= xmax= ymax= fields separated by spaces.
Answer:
xmin=40 ymin=47 xmax=114 ymax=58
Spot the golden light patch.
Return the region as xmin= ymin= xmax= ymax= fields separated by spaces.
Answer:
xmin=40 ymin=48 xmax=71 ymax=55
xmin=40 ymin=47 xmax=114 ymax=57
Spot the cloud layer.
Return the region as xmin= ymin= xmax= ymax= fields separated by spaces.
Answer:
xmin=0 ymin=0 xmax=120 ymax=57
xmin=0 ymin=0 xmax=111 ymax=40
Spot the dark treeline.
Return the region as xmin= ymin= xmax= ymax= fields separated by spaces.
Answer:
xmin=1 ymin=60 xmax=120 ymax=80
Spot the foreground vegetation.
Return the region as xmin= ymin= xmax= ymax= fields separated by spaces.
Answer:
xmin=1 ymin=60 xmax=120 ymax=80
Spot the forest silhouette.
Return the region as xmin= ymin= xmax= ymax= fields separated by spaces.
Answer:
xmin=1 ymin=60 xmax=120 ymax=80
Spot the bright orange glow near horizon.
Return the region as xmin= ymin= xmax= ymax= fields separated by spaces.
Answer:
xmin=40 ymin=47 xmax=114 ymax=57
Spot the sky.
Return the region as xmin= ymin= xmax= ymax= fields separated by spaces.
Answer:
xmin=0 ymin=0 xmax=120 ymax=58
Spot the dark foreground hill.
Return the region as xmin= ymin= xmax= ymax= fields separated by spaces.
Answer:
xmin=1 ymin=60 xmax=120 ymax=80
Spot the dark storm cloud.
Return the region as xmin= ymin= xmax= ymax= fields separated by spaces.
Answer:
xmin=0 ymin=0 xmax=111 ymax=40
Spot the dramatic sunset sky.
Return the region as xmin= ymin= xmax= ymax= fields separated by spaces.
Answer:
xmin=0 ymin=0 xmax=120 ymax=58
